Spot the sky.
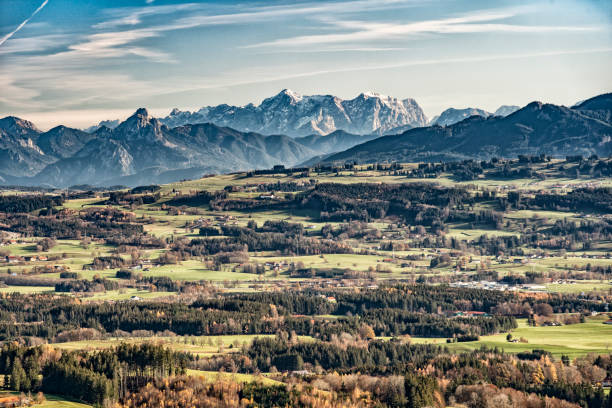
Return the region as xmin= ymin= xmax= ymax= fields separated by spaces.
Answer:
xmin=0 ymin=0 xmax=611 ymax=130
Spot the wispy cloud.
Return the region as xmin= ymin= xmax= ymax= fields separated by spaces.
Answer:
xmin=0 ymin=0 xmax=49 ymax=46
xmin=0 ymin=34 xmax=70 ymax=55
xmin=0 ymin=65 xmax=164 ymax=112
xmin=64 ymin=29 xmax=172 ymax=62
xmin=253 ymin=46 xmax=415 ymax=54
xmin=93 ymin=3 xmax=200 ymax=29
xmin=21 ymin=0 xmax=418 ymax=65
xmin=90 ymin=0 xmax=411 ymax=34
xmin=0 ymin=73 xmax=41 ymax=109
xmin=170 ymin=0 xmax=413 ymax=28
xmin=144 ymin=47 xmax=612 ymax=98
xmin=245 ymin=9 xmax=601 ymax=48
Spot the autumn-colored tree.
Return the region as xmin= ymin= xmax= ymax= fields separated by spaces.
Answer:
xmin=359 ymin=324 xmax=375 ymax=340
xmin=531 ymin=365 xmax=545 ymax=386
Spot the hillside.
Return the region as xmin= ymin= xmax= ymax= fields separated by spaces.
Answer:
xmin=321 ymin=100 xmax=612 ymax=164
xmin=574 ymin=92 xmax=612 ymax=124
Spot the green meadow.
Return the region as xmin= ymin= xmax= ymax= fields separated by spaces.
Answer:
xmin=412 ymin=316 xmax=612 ymax=358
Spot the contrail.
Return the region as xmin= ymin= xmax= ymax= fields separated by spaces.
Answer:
xmin=0 ymin=0 xmax=49 ymax=47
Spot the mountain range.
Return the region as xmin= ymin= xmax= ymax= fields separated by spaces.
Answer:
xmin=153 ymin=89 xmax=428 ymax=137
xmin=0 ymin=108 xmax=374 ymax=187
xmin=0 ymin=92 xmax=610 ymax=188
xmin=82 ymin=91 xmax=521 ymax=136
xmin=157 ymin=92 xmax=522 ymax=133
xmin=321 ymin=93 xmax=612 ymax=164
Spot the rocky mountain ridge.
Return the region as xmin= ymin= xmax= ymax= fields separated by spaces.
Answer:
xmin=0 ymin=109 xmax=368 ymax=187
xmin=158 ymin=89 xmax=429 ymax=137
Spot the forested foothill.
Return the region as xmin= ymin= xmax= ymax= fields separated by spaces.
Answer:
xmin=0 ymin=156 xmax=611 ymax=407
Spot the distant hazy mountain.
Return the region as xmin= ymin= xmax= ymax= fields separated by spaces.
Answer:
xmin=320 ymin=97 xmax=612 ymax=164
xmin=3 ymin=108 xmax=379 ymax=187
xmin=159 ymin=89 xmax=428 ymax=137
xmin=430 ymin=108 xmax=492 ymax=126
xmin=0 ymin=116 xmax=52 ymax=177
xmin=429 ymin=105 xmax=521 ymax=127
xmin=494 ymin=105 xmax=520 ymax=117
xmin=37 ymin=126 xmax=95 ymax=158
xmin=381 ymin=124 xmax=417 ymax=136
xmin=1 ymin=107 xmax=391 ymax=187
xmin=295 ymin=130 xmax=378 ymax=155
xmin=32 ymin=109 xmax=320 ymax=187
xmin=83 ymin=119 xmax=120 ymax=133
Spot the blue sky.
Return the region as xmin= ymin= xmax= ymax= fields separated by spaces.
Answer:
xmin=1 ymin=0 xmax=611 ymax=129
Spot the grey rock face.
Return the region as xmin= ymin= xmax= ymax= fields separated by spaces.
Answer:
xmin=159 ymin=90 xmax=428 ymax=136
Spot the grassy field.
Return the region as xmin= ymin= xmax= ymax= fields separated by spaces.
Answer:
xmin=186 ymin=369 xmax=283 ymax=386
xmin=38 ymin=395 xmax=92 ymax=408
xmin=505 ymin=209 xmax=582 ymax=221
xmin=545 ymin=281 xmax=612 ymax=294
xmin=412 ymin=316 xmax=612 ymax=358
xmin=52 ymin=334 xmax=314 ymax=357
xmin=446 ymin=226 xmax=520 ymax=240
xmin=60 ymin=197 xmax=105 ymax=209
xmin=78 ymin=288 xmax=177 ymax=301
xmin=257 ymin=253 xmax=408 ymax=276
xmin=0 ymin=285 xmax=55 ymax=293
xmin=140 ymin=260 xmax=262 ymax=281
xmin=0 ymin=286 xmax=178 ymax=300
xmin=0 ymin=392 xmax=92 ymax=408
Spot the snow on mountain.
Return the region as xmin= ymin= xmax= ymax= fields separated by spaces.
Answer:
xmin=159 ymin=89 xmax=428 ymax=137
xmin=494 ymin=105 xmax=520 ymax=117
xmin=430 ymin=108 xmax=492 ymax=127
xmin=430 ymin=105 xmax=520 ymax=127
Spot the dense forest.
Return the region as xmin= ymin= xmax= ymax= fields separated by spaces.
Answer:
xmin=1 ymin=285 xmax=607 ymax=344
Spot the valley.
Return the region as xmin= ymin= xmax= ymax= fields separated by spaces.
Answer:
xmin=0 ymin=156 xmax=611 ymax=407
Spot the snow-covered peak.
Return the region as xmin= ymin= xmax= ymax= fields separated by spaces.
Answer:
xmin=158 ymin=90 xmax=429 ymax=136
xmin=262 ymin=89 xmax=303 ymax=106
xmin=431 ymin=107 xmax=492 ymax=127
xmin=280 ymin=88 xmax=302 ymax=102
xmin=362 ymin=91 xmax=387 ymax=99
xmin=354 ymin=92 xmax=412 ymax=111
xmin=494 ymin=105 xmax=520 ymax=117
